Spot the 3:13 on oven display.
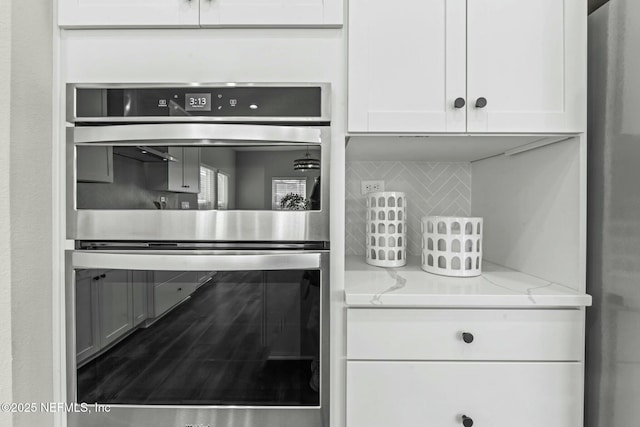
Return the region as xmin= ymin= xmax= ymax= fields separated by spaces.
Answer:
xmin=185 ymin=93 xmax=212 ymax=112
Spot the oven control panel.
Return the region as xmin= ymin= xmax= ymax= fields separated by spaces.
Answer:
xmin=72 ymin=85 xmax=327 ymax=121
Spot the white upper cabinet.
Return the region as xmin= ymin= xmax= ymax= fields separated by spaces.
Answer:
xmin=466 ymin=0 xmax=586 ymax=133
xmin=199 ymin=0 xmax=342 ymax=27
xmin=348 ymin=0 xmax=586 ymax=134
xmin=348 ymin=0 xmax=466 ymax=133
xmin=59 ymin=0 xmax=200 ymax=28
xmin=59 ymin=0 xmax=342 ymax=27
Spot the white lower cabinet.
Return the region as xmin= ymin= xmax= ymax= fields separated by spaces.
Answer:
xmin=154 ymin=279 xmax=198 ymax=316
xmin=131 ymin=271 xmax=148 ymax=327
xmin=346 ymin=307 xmax=585 ymax=427
xmin=98 ymin=270 xmax=133 ymax=348
xmin=347 ymin=361 xmax=582 ymax=427
xmin=347 ymin=308 xmax=583 ymax=361
xmin=151 ymin=271 xmax=203 ymax=317
xmin=75 ymin=272 xmax=100 ymax=364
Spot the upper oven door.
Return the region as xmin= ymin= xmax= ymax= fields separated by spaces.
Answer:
xmin=67 ymin=124 xmax=330 ymax=242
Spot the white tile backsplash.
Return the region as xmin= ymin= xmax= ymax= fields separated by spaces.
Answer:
xmin=346 ymin=161 xmax=472 ymax=256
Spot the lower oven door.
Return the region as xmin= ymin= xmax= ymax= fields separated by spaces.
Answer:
xmin=66 ymin=249 xmax=329 ymax=427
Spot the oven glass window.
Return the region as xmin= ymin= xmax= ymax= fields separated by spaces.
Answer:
xmin=75 ymin=269 xmax=321 ymax=406
xmin=75 ymin=146 xmax=322 ymax=211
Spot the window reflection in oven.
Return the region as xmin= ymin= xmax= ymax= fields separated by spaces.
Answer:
xmin=75 ymin=268 xmax=321 ymax=406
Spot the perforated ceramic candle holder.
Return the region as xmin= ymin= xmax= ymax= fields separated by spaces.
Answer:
xmin=420 ymin=216 xmax=483 ymax=277
xmin=365 ymin=191 xmax=407 ymax=267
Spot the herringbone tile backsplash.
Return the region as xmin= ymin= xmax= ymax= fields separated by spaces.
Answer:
xmin=346 ymin=161 xmax=472 ymax=256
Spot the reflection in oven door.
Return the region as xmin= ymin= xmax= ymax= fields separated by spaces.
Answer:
xmin=74 ymin=268 xmax=321 ymax=406
xmin=75 ymin=145 xmax=322 ymax=212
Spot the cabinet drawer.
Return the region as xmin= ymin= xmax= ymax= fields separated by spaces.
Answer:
xmin=154 ymin=281 xmax=198 ymax=316
xmin=347 ymin=361 xmax=582 ymax=427
xmin=347 ymin=309 xmax=583 ymax=361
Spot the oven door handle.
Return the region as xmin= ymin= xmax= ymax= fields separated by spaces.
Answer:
xmin=72 ymin=123 xmax=322 ymax=145
xmin=70 ymin=250 xmax=325 ymax=271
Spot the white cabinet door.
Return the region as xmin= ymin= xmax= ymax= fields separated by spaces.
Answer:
xmin=76 ymin=146 xmax=113 ymax=183
xmin=167 ymin=147 xmax=186 ymax=193
xmin=98 ymin=270 xmax=133 ymax=348
xmin=347 ymin=362 xmax=582 ymax=427
xmin=348 ymin=0 xmax=466 ymax=133
xmin=162 ymin=147 xmax=200 ymax=194
xmin=199 ymin=0 xmax=342 ymax=27
xmin=153 ymin=272 xmax=198 ymax=317
xmin=59 ymin=0 xmax=200 ymax=28
xmin=347 ymin=309 xmax=583 ymax=361
xmin=75 ymin=274 xmax=100 ymax=364
xmin=182 ymin=147 xmax=201 ymax=194
xmin=131 ymin=271 xmax=148 ymax=327
xmin=265 ymin=271 xmax=303 ymax=358
xmin=466 ymin=0 xmax=586 ymax=133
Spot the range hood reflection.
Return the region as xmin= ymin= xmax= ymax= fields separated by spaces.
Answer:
xmin=113 ymin=146 xmax=179 ymax=163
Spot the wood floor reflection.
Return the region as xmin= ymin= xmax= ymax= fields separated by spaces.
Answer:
xmin=77 ymin=271 xmax=319 ymax=406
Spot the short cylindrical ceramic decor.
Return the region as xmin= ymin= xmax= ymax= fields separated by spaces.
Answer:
xmin=420 ymin=216 xmax=483 ymax=277
xmin=365 ymin=192 xmax=407 ymax=267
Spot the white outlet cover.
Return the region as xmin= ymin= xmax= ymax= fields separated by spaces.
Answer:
xmin=361 ymin=180 xmax=385 ymax=195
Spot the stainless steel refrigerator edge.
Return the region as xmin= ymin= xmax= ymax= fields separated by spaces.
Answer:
xmin=587 ymin=2 xmax=640 ymax=426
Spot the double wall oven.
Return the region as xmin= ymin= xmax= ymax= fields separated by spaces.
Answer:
xmin=65 ymin=84 xmax=330 ymax=427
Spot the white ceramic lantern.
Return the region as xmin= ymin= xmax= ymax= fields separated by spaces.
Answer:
xmin=420 ymin=216 xmax=483 ymax=277
xmin=365 ymin=192 xmax=407 ymax=268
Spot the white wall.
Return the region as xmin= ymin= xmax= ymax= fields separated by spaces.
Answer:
xmin=472 ymin=137 xmax=584 ymax=291
xmin=10 ymin=0 xmax=55 ymax=426
xmin=0 ymin=0 xmax=14 ymax=425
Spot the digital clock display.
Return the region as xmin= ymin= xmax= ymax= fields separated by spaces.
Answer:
xmin=185 ymin=93 xmax=212 ymax=112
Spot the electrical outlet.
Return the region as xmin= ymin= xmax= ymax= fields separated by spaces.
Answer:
xmin=361 ymin=180 xmax=385 ymax=195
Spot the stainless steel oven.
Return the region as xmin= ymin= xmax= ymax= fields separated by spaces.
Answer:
xmin=66 ymin=246 xmax=329 ymax=427
xmin=64 ymin=84 xmax=331 ymax=427
xmin=66 ymin=83 xmax=330 ymax=243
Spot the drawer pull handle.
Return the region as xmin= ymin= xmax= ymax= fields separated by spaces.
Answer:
xmin=462 ymin=415 xmax=474 ymax=427
xmin=462 ymin=332 xmax=474 ymax=343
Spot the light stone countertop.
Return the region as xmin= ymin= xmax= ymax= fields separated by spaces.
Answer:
xmin=345 ymin=256 xmax=592 ymax=308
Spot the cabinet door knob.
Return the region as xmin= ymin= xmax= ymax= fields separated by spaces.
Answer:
xmin=100 ymin=274 xmax=106 ymax=278
xmin=462 ymin=415 xmax=474 ymax=427
xmin=92 ymin=276 xmax=100 ymax=281
xmin=178 ymin=287 xmax=183 ymax=292
xmin=475 ymin=97 xmax=488 ymax=108
xmin=462 ymin=332 xmax=474 ymax=343
xmin=454 ymin=97 xmax=466 ymax=109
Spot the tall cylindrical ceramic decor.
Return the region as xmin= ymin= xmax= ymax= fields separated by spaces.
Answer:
xmin=420 ymin=216 xmax=483 ymax=277
xmin=365 ymin=191 xmax=407 ymax=267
